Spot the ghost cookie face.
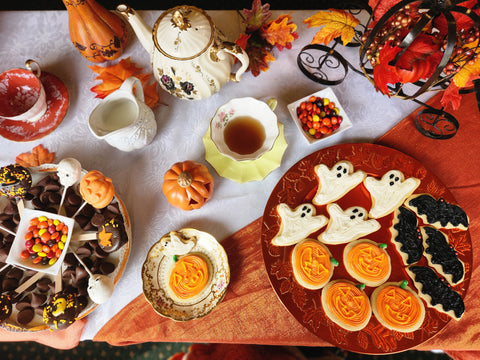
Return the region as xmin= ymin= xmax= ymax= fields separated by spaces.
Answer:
xmin=318 ymin=204 xmax=380 ymax=245
xmin=364 ymin=170 xmax=420 ymax=219
xmin=271 ymin=203 xmax=328 ymax=247
xmin=313 ymin=161 xmax=366 ymax=206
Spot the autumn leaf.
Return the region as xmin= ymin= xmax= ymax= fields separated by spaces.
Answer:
xmin=304 ymin=9 xmax=360 ymax=46
xmin=262 ymin=14 xmax=298 ymax=49
xmin=143 ymin=81 xmax=161 ymax=109
xmin=16 ymin=145 xmax=55 ymax=167
xmin=242 ymin=0 xmax=272 ymax=32
xmin=453 ymin=52 xmax=480 ymax=88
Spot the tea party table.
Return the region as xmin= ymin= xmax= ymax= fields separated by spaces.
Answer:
xmin=0 ymin=8 xmax=478 ymax=360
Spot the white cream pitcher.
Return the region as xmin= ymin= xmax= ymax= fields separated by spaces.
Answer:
xmin=116 ymin=4 xmax=250 ymax=100
xmin=88 ymin=77 xmax=157 ymax=152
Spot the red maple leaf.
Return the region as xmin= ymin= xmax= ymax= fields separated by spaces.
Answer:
xmin=434 ymin=0 xmax=480 ymax=35
xmin=441 ymin=82 xmax=463 ymax=110
xmin=242 ymin=0 xmax=272 ymax=32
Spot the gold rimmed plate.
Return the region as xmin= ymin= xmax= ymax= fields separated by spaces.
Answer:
xmin=142 ymin=228 xmax=229 ymax=321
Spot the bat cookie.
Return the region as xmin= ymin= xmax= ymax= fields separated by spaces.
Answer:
xmin=406 ymin=194 xmax=469 ymax=230
xmin=390 ymin=206 xmax=423 ymax=265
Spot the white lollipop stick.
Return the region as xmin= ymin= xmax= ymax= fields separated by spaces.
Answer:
xmin=71 ymin=232 xmax=97 ymax=242
xmin=71 ymin=201 xmax=87 ymax=218
xmin=0 ymin=224 xmax=16 ymax=236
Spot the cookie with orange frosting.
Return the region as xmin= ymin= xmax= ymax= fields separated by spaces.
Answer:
xmin=321 ymin=280 xmax=371 ymax=331
xmin=167 ymin=253 xmax=212 ymax=303
xmin=79 ymin=170 xmax=115 ymax=209
xmin=343 ymin=239 xmax=391 ymax=287
xmin=371 ymin=280 xmax=425 ymax=332
xmin=291 ymin=239 xmax=338 ymax=290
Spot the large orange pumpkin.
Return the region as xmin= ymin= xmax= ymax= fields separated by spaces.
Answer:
xmin=162 ymin=161 xmax=214 ymax=211
xmin=62 ymin=0 xmax=128 ymax=63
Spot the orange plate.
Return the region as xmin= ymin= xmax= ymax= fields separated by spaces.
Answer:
xmin=261 ymin=143 xmax=472 ymax=354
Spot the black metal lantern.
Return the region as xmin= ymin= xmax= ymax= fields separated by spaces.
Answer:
xmin=298 ymin=0 xmax=480 ymax=139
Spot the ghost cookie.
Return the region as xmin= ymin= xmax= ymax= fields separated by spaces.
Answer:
xmin=371 ymin=280 xmax=425 ymax=332
xmin=390 ymin=206 xmax=423 ymax=265
xmin=364 ymin=170 xmax=420 ymax=219
xmin=405 ymin=194 xmax=469 ymax=230
xmin=318 ymin=204 xmax=380 ymax=245
xmin=271 ymin=203 xmax=328 ymax=247
xmin=421 ymin=226 xmax=464 ymax=285
xmin=343 ymin=239 xmax=391 ymax=287
xmin=321 ymin=280 xmax=371 ymax=331
xmin=406 ymin=266 xmax=464 ymax=320
xmin=291 ymin=239 xmax=338 ymax=290
xmin=312 ymin=161 xmax=366 ymax=205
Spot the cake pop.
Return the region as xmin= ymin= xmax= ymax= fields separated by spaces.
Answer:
xmin=42 ymin=288 xmax=86 ymax=330
xmin=57 ymin=158 xmax=82 ymax=214
xmin=0 ymin=164 xmax=32 ymax=215
xmin=0 ymin=294 xmax=12 ymax=323
xmin=73 ymin=170 xmax=115 ymax=218
xmin=97 ymin=216 xmax=128 ymax=253
xmin=69 ymin=246 xmax=114 ymax=304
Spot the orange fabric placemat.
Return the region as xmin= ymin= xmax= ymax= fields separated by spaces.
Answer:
xmin=0 ymin=318 xmax=86 ymax=349
xmin=95 ymin=92 xmax=480 ymax=359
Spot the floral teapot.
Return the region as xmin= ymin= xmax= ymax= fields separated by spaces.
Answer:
xmin=116 ymin=4 xmax=250 ymax=100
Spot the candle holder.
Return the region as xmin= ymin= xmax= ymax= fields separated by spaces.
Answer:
xmin=298 ymin=0 xmax=480 ymax=139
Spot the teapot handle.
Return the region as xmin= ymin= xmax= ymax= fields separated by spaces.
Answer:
xmin=215 ymin=42 xmax=250 ymax=82
xmin=119 ymin=76 xmax=145 ymax=102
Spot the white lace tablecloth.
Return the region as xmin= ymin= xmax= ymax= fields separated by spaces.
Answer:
xmin=0 ymin=9 xmax=433 ymax=340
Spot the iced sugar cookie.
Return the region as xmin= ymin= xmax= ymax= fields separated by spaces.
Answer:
xmin=271 ymin=203 xmax=328 ymax=247
xmin=312 ymin=160 xmax=366 ymax=206
xmin=167 ymin=254 xmax=211 ymax=302
xmin=406 ymin=266 xmax=464 ymax=320
xmin=390 ymin=206 xmax=423 ymax=265
xmin=343 ymin=239 xmax=391 ymax=287
xmin=318 ymin=204 xmax=380 ymax=245
xmin=291 ymin=239 xmax=337 ymax=290
xmin=321 ymin=280 xmax=371 ymax=331
xmin=371 ymin=281 xmax=425 ymax=332
xmin=421 ymin=226 xmax=465 ymax=285
xmin=364 ymin=170 xmax=420 ymax=219
xmin=406 ymin=194 xmax=469 ymax=230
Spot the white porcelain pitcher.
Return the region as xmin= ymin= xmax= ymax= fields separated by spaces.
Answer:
xmin=88 ymin=77 xmax=157 ymax=152
xmin=116 ymin=4 xmax=250 ymax=100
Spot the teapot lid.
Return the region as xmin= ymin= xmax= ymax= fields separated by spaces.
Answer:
xmin=153 ymin=5 xmax=214 ymax=60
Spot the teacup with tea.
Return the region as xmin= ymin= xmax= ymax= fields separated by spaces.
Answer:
xmin=210 ymin=97 xmax=279 ymax=161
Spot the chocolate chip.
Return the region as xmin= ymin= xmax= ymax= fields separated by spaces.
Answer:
xmin=12 ymin=213 xmax=20 ymax=225
xmin=90 ymin=213 xmax=105 ymax=228
xmin=106 ymin=202 xmax=120 ymax=214
xmin=44 ymin=183 xmax=61 ymax=192
xmin=16 ymin=307 xmax=34 ymax=325
xmin=6 ymin=267 xmax=23 ymax=280
xmin=76 ymin=245 xmax=92 ymax=258
xmin=28 ymin=185 xmax=43 ymax=197
xmin=31 ymin=197 xmax=45 ymax=210
xmin=100 ymin=262 xmax=115 ymax=275
xmin=36 ymin=278 xmax=52 ymax=292
xmin=39 ymin=192 xmax=51 ymax=205
xmin=94 ymin=246 xmax=108 ymax=259
xmin=2 ymin=201 xmax=18 ymax=215
xmin=16 ymin=299 xmax=32 ymax=311
xmin=48 ymin=192 xmax=61 ymax=204
xmin=67 ymin=193 xmax=82 ymax=206
xmin=63 ymin=253 xmax=78 ymax=267
xmin=75 ymin=265 xmax=89 ymax=281
xmin=31 ymin=293 xmax=47 ymax=308
xmin=1 ymin=219 xmax=16 ymax=232
xmin=2 ymin=278 xmax=18 ymax=292
xmin=75 ymin=215 xmax=90 ymax=229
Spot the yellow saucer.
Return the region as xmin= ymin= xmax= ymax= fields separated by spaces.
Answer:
xmin=202 ymin=122 xmax=288 ymax=183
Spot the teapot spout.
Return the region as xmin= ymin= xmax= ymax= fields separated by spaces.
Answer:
xmin=116 ymin=4 xmax=154 ymax=53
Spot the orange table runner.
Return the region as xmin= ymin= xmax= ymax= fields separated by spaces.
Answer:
xmin=95 ymin=91 xmax=480 ymax=359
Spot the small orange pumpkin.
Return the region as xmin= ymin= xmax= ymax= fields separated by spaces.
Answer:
xmin=162 ymin=161 xmax=214 ymax=211
xmin=62 ymin=0 xmax=128 ymax=63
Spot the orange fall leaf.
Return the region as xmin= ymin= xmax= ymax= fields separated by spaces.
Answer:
xmin=263 ymin=14 xmax=297 ymax=47
xmin=16 ymin=145 xmax=55 ymax=167
xmin=304 ymin=9 xmax=360 ymax=46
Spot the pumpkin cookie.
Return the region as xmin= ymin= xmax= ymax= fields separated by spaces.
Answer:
xmin=364 ymin=170 xmax=420 ymax=219
xmin=371 ymin=281 xmax=425 ymax=332
xmin=312 ymin=160 xmax=366 ymax=206
xmin=406 ymin=266 xmax=464 ymax=320
xmin=271 ymin=203 xmax=328 ymax=247
xmin=291 ymin=239 xmax=337 ymax=290
xmin=167 ymin=253 xmax=212 ymax=303
xmin=318 ymin=204 xmax=380 ymax=245
xmin=421 ymin=226 xmax=465 ymax=285
xmin=321 ymin=280 xmax=371 ymax=331
xmin=390 ymin=206 xmax=423 ymax=265
xmin=405 ymin=194 xmax=469 ymax=230
xmin=343 ymin=239 xmax=391 ymax=287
